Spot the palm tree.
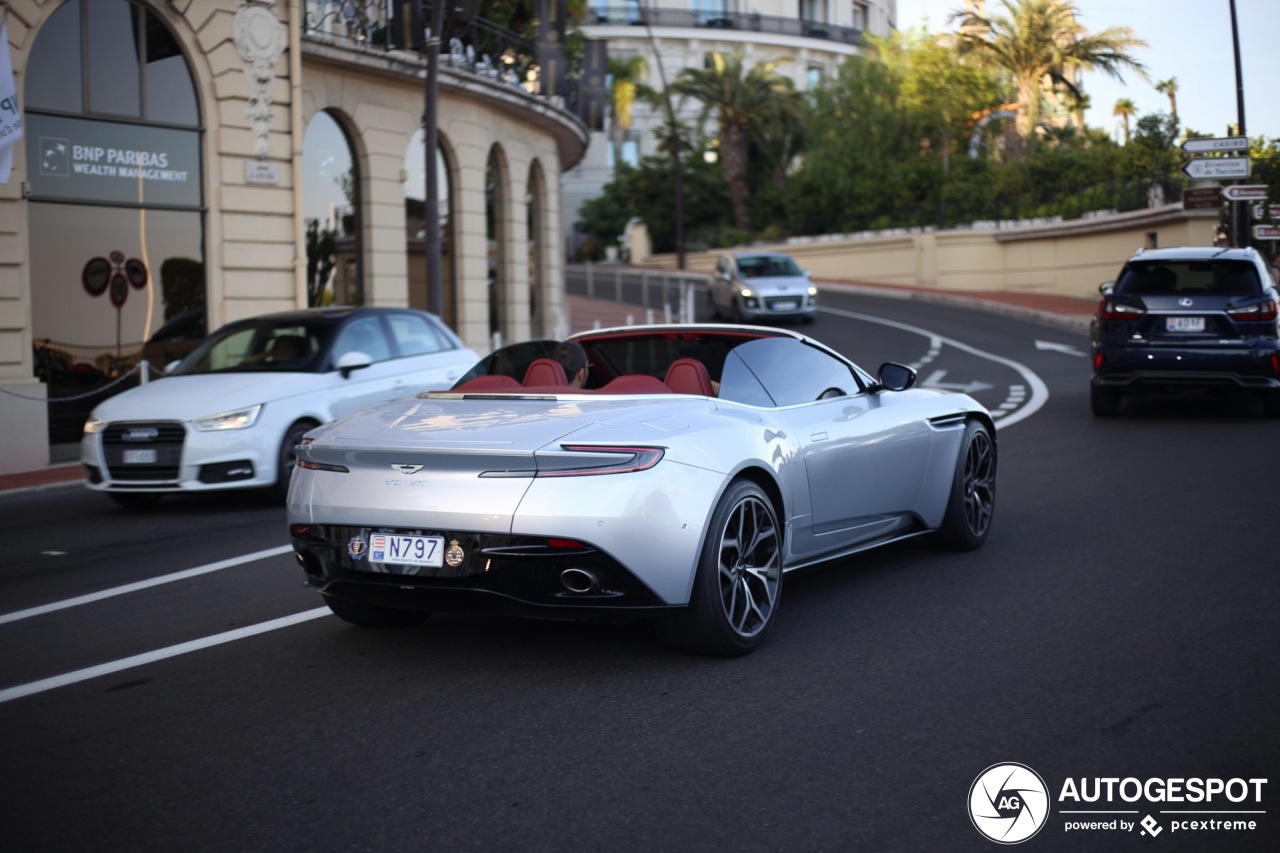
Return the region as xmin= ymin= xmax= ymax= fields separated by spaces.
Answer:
xmin=955 ymin=0 xmax=1147 ymax=156
xmin=1113 ymin=97 xmax=1137 ymax=143
xmin=607 ymin=55 xmax=653 ymax=176
xmin=1155 ymin=77 xmax=1178 ymax=122
xmin=672 ymin=49 xmax=798 ymax=233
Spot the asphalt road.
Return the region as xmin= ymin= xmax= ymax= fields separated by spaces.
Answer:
xmin=2 ymin=294 xmax=1276 ymax=852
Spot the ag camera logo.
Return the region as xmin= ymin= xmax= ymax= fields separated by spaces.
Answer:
xmin=969 ymin=763 xmax=1050 ymax=844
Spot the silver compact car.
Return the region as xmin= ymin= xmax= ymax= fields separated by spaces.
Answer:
xmin=709 ymin=251 xmax=818 ymax=323
xmin=288 ymin=324 xmax=996 ymax=655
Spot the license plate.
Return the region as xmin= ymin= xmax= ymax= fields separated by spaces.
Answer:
xmin=122 ymin=449 xmax=157 ymax=464
xmin=772 ymin=301 xmax=799 ymax=311
xmin=1166 ymin=317 xmax=1205 ymax=333
xmin=370 ymin=533 xmax=444 ymax=567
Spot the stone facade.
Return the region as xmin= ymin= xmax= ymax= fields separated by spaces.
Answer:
xmin=0 ymin=0 xmax=586 ymax=475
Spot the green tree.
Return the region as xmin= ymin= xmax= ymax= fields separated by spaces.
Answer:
xmin=955 ymin=0 xmax=1147 ymax=156
xmin=1154 ymin=77 xmax=1179 ymax=122
xmin=672 ymin=49 xmax=800 ymax=234
xmin=1113 ymin=97 xmax=1137 ymax=143
xmin=606 ymin=54 xmax=653 ymax=176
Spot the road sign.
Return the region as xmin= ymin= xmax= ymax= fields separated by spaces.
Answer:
xmin=1254 ymin=225 xmax=1280 ymax=240
xmin=1181 ymin=136 xmax=1249 ymax=154
xmin=1182 ymin=157 xmax=1251 ymax=180
xmin=1221 ymin=184 xmax=1268 ymax=202
xmin=1182 ymin=187 xmax=1223 ymax=210
xmin=1251 ymin=204 xmax=1280 ymax=220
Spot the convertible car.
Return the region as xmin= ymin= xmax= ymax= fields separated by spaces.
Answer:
xmin=288 ymin=324 xmax=996 ymax=655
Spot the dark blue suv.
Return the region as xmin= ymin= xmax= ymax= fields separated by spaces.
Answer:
xmin=1090 ymin=246 xmax=1280 ymax=417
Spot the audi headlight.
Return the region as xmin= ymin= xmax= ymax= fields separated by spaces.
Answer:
xmin=83 ymin=416 xmax=106 ymax=435
xmin=193 ymin=404 xmax=262 ymax=431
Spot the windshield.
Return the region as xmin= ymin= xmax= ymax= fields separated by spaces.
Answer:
xmin=170 ymin=320 xmax=329 ymax=375
xmin=737 ymin=255 xmax=803 ymax=279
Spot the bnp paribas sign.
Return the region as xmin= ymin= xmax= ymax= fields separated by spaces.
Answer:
xmin=25 ymin=113 xmax=201 ymax=209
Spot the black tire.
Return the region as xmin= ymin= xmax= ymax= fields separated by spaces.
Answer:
xmin=655 ymin=480 xmax=783 ymax=656
xmin=322 ymin=593 xmax=429 ymax=629
xmin=1091 ymin=385 xmax=1122 ymax=417
xmin=107 ymin=492 xmax=163 ymax=509
xmin=926 ymin=419 xmax=996 ymax=551
xmin=270 ymin=420 xmax=317 ymax=503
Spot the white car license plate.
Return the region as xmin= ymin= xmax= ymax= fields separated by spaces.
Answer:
xmin=772 ymin=301 xmax=799 ymax=311
xmin=123 ymin=449 xmax=157 ymax=464
xmin=370 ymin=533 xmax=444 ymax=567
xmin=1166 ymin=316 xmax=1205 ymax=333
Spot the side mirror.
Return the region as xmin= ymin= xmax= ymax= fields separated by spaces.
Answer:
xmin=335 ymin=351 xmax=373 ymax=378
xmin=1098 ymin=281 xmax=1115 ymax=295
xmin=874 ymin=362 xmax=916 ymax=393
xmin=164 ymin=360 xmax=182 ymax=375
xmin=803 ymin=269 xmax=812 ymax=279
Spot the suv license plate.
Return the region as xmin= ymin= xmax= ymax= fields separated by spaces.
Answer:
xmin=370 ymin=533 xmax=445 ymax=567
xmin=1167 ymin=317 xmax=1205 ymax=333
xmin=772 ymin=301 xmax=798 ymax=311
xmin=123 ymin=449 xmax=157 ymax=464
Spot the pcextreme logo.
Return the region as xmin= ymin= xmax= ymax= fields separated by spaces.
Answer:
xmin=969 ymin=764 xmax=1269 ymax=844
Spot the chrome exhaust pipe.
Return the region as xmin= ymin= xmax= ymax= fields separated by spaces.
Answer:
xmin=560 ymin=568 xmax=598 ymax=594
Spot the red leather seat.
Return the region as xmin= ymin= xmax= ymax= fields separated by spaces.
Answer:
xmin=453 ymin=375 xmax=521 ymax=392
xmin=663 ymin=358 xmax=714 ymax=395
xmin=522 ymin=358 xmax=568 ymax=387
xmin=600 ymin=374 xmax=670 ymax=394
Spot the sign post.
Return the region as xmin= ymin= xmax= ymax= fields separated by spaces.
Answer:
xmin=1221 ymin=184 xmax=1268 ymax=202
xmin=1180 ymin=136 xmax=1249 ymax=154
xmin=1181 ymin=157 xmax=1251 ymax=180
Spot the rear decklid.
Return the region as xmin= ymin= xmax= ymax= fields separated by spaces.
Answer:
xmin=294 ymin=393 xmax=708 ymax=529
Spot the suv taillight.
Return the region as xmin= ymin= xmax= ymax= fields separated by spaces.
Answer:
xmin=1226 ymin=299 xmax=1278 ymax=321
xmin=1098 ymin=298 xmax=1145 ymax=320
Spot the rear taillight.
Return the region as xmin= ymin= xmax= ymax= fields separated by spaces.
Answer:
xmin=297 ymin=458 xmax=349 ymax=473
xmin=536 ymin=445 xmax=664 ymax=477
xmin=1098 ymin=298 xmax=1145 ymax=320
xmin=1226 ymin=299 xmax=1278 ymax=321
xmin=1094 ymin=352 xmax=1104 ymax=371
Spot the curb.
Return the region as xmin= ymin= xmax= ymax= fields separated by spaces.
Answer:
xmin=818 ymin=281 xmax=1094 ymax=333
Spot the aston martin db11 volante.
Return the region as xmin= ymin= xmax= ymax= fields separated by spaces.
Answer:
xmin=288 ymin=324 xmax=997 ymax=655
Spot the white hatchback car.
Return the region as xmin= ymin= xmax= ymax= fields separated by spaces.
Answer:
xmin=81 ymin=307 xmax=477 ymax=506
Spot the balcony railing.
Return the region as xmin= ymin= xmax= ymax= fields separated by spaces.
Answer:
xmin=301 ymin=1 xmax=539 ymax=92
xmin=586 ymin=6 xmax=862 ymax=47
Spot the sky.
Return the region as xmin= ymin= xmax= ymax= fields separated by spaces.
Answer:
xmin=893 ymin=0 xmax=1280 ymax=142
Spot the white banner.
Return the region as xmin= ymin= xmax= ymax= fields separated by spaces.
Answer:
xmin=0 ymin=23 xmax=22 ymax=183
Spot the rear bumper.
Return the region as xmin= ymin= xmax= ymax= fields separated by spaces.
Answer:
xmin=291 ymin=526 xmax=674 ymax=616
xmin=1093 ymin=344 xmax=1280 ymax=393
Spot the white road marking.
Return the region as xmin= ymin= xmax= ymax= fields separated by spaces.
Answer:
xmin=0 ymin=545 xmax=294 ymax=625
xmin=0 ymin=608 xmax=331 ymax=704
xmin=819 ymin=306 xmax=1050 ymax=429
xmin=1035 ymin=339 xmax=1087 ymax=357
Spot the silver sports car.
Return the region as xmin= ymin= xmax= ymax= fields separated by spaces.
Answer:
xmin=288 ymin=324 xmax=996 ymax=655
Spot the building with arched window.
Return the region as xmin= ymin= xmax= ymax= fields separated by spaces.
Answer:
xmin=0 ymin=0 xmax=586 ymax=474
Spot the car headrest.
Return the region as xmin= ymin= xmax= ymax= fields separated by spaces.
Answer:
xmin=600 ymin=374 xmax=670 ymax=394
xmin=663 ymin=358 xmax=714 ymax=396
xmin=522 ymin=358 xmax=568 ymax=387
xmin=454 ymin=375 xmax=522 ymax=392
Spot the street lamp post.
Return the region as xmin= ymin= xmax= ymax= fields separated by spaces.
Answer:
xmin=1228 ymin=0 xmax=1249 ymax=247
xmin=424 ymin=0 xmax=445 ymax=316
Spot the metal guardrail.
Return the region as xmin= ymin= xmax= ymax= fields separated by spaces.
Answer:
xmin=585 ymin=6 xmax=862 ymax=47
xmin=565 ymin=263 xmax=713 ymax=323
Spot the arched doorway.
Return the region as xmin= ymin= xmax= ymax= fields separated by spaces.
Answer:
xmin=24 ymin=0 xmax=204 ymax=446
xmin=301 ymin=111 xmax=362 ymax=306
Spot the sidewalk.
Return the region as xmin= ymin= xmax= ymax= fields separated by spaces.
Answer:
xmin=3 ymin=283 xmax=1094 ymax=494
